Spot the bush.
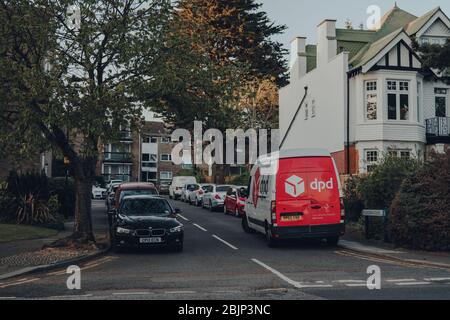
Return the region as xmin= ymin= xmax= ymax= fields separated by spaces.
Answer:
xmin=0 ymin=181 xmax=15 ymax=223
xmin=6 ymin=171 xmax=57 ymax=225
xmin=357 ymin=155 xmax=420 ymax=210
xmin=343 ymin=175 xmax=365 ymax=222
xmin=48 ymin=177 xmax=76 ymax=219
xmin=229 ymin=170 xmax=250 ymax=186
xmin=389 ymin=150 xmax=450 ymax=251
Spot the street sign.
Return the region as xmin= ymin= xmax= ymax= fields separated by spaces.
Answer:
xmin=362 ymin=209 xmax=386 ymax=217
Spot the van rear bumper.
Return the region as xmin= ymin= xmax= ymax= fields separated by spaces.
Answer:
xmin=271 ymin=223 xmax=345 ymax=239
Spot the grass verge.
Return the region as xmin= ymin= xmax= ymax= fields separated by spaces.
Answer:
xmin=0 ymin=224 xmax=58 ymax=243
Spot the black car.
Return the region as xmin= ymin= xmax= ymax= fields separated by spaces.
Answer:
xmin=110 ymin=195 xmax=184 ymax=252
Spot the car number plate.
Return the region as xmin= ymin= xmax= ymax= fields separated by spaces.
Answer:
xmin=140 ymin=237 xmax=162 ymax=244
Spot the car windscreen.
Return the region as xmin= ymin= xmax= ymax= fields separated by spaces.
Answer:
xmin=121 ymin=198 xmax=172 ymax=217
xmin=120 ymin=189 xmax=158 ymax=201
xmin=202 ymin=185 xmax=214 ymax=192
xmin=216 ymin=186 xmax=231 ymax=192
xmin=187 ymin=184 xmax=199 ymax=191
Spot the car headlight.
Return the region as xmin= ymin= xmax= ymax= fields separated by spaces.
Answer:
xmin=170 ymin=226 xmax=183 ymax=233
xmin=116 ymin=227 xmax=133 ymax=235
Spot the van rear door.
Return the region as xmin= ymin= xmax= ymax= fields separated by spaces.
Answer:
xmin=276 ymin=157 xmax=341 ymax=227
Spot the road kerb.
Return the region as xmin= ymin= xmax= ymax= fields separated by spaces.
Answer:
xmin=0 ymin=248 xmax=110 ymax=281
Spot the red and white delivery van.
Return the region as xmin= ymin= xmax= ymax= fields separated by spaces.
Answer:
xmin=242 ymin=149 xmax=345 ymax=247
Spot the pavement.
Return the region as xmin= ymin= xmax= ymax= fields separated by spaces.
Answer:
xmin=0 ymin=199 xmax=449 ymax=300
xmin=0 ymin=201 xmax=109 ymax=279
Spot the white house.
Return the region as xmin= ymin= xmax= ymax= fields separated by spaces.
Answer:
xmin=280 ymin=5 xmax=450 ymax=174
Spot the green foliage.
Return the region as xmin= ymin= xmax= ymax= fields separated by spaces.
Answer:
xmin=230 ymin=170 xmax=250 ymax=186
xmin=413 ymin=39 xmax=450 ymax=77
xmin=0 ymin=182 xmax=15 ymax=223
xmin=48 ymin=177 xmax=76 ymax=219
xmin=357 ymin=155 xmax=420 ymax=210
xmin=343 ymin=175 xmax=365 ymax=222
xmin=6 ymin=171 xmax=58 ymax=225
xmin=150 ymin=0 xmax=288 ymax=131
xmin=389 ymin=150 xmax=450 ymax=251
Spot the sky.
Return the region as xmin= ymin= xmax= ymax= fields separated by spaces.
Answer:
xmin=260 ymin=0 xmax=450 ymax=49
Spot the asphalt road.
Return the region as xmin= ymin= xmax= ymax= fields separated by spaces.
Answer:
xmin=1 ymin=199 xmax=450 ymax=300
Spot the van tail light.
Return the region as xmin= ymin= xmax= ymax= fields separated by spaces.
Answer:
xmin=271 ymin=201 xmax=277 ymax=224
xmin=340 ymin=198 xmax=346 ymax=219
xmin=215 ymin=194 xmax=222 ymax=200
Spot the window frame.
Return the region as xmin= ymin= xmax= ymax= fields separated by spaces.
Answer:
xmin=365 ymin=80 xmax=378 ymax=121
xmin=386 ymin=80 xmax=410 ymax=121
xmin=160 ymin=171 xmax=173 ymax=180
xmin=160 ymin=154 xmax=172 ymax=162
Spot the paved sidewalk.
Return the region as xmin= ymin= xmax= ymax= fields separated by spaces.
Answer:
xmin=341 ymin=235 xmax=450 ymax=269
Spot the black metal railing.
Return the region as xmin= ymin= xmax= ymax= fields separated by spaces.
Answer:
xmin=426 ymin=117 xmax=450 ymax=137
xmin=104 ymin=152 xmax=133 ymax=162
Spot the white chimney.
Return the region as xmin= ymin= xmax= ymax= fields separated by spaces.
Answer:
xmin=289 ymin=37 xmax=307 ymax=81
xmin=317 ymin=20 xmax=337 ymax=67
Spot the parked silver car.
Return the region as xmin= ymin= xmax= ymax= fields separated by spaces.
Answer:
xmin=188 ymin=184 xmax=215 ymax=206
xmin=202 ymin=185 xmax=232 ymax=212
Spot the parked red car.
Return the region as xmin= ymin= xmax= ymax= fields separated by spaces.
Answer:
xmin=224 ymin=186 xmax=248 ymax=217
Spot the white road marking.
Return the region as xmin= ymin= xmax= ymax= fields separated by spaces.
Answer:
xmin=396 ymin=282 xmax=431 ymax=286
xmin=424 ymin=277 xmax=450 ymax=282
xmin=0 ymin=297 xmax=17 ymax=300
xmin=335 ymin=280 xmax=365 ymax=283
xmin=251 ymin=259 xmax=332 ymax=289
xmin=386 ymin=279 xmax=416 ymax=283
xmin=112 ymin=292 xmax=151 ymax=296
xmin=345 ymin=283 xmax=368 ymax=287
xmin=165 ymin=291 xmax=196 ymax=294
xmin=213 ymin=235 xmax=238 ymax=250
xmin=193 ymin=223 xmax=208 ymax=232
xmin=49 ymin=294 xmax=94 ymax=299
xmin=177 ymin=214 xmax=189 ymax=222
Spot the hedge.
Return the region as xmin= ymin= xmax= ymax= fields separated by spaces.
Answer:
xmin=389 ymin=150 xmax=450 ymax=251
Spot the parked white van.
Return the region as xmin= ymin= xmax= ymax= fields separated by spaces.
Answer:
xmin=169 ymin=176 xmax=197 ymax=200
xmin=242 ymin=149 xmax=345 ymax=247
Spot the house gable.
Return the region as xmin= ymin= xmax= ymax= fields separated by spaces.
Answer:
xmin=422 ymin=18 xmax=450 ymax=37
xmin=355 ymin=30 xmax=420 ymax=73
xmin=373 ymin=40 xmax=421 ymax=71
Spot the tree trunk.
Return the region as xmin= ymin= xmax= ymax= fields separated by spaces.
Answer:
xmin=73 ymin=177 xmax=95 ymax=242
xmin=69 ymin=155 xmax=97 ymax=243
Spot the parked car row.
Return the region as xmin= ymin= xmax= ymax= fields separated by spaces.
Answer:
xmin=171 ymin=177 xmax=248 ymax=217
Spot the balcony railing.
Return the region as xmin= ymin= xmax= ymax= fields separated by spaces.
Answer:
xmin=426 ymin=117 xmax=450 ymax=136
xmin=104 ymin=152 xmax=133 ymax=162
xmin=426 ymin=117 xmax=450 ymax=143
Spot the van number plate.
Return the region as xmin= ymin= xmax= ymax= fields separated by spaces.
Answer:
xmin=281 ymin=215 xmax=302 ymax=222
xmin=140 ymin=238 xmax=162 ymax=244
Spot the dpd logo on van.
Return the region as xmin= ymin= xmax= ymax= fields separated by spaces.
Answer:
xmin=285 ymin=176 xmax=334 ymax=198
xmin=285 ymin=175 xmax=305 ymax=197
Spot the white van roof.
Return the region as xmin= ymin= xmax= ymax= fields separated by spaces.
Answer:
xmin=251 ymin=149 xmax=332 ymax=176
xmin=278 ymin=148 xmax=331 ymax=159
xmin=257 ymin=149 xmax=331 ymax=163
